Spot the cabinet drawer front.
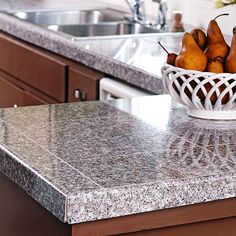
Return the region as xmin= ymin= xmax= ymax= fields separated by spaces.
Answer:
xmin=0 ymin=76 xmax=48 ymax=108
xmin=0 ymin=75 xmax=24 ymax=108
xmin=23 ymin=91 xmax=48 ymax=106
xmin=68 ymin=68 xmax=100 ymax=102
xmin=0 ymin=33 xmax=67 ymax=102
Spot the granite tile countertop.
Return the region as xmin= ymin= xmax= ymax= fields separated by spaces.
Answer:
xmin=0 ymin=95 xmax=235 ymax=224
xmin=0 ymin=0 xmax=184 ymax=94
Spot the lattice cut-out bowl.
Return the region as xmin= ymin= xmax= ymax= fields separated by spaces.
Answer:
xmin=161 ymin=64 xmax=236 ymax=120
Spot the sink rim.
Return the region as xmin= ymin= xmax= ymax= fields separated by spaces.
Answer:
xmin=71 ymin=31 xmax=184 ymax=41
xmin=6 ymin=8 xmax=130 ymax=26
xmin=5 ymin=8 xmax=180 ymax=40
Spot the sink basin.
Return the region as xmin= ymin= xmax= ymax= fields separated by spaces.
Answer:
xmin=8 ymin=8 xmax=168 ymax=38
xmin=48 ymin=22 xmax=160 ymax=38
xmin=9 ymin=8 xmax=126 ymax=26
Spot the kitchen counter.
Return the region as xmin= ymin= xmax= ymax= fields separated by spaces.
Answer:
xmin=0 ymin=0 xmax=183 ymax=94
xmin=0 ymin=94 xmax=235 ymax=226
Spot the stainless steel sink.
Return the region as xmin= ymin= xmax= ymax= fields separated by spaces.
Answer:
xmin=48 ymin=22 xmax=160 ymax=38
xmin=8 ymin=8 xmax=165 ymax=38
xmin=9 ymin=8 xmax=127 ymax=26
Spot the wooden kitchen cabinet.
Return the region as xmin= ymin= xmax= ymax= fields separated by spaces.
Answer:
xmin=68 ymin=64 xmax=103 ymax=102
xmin=0 ymin=71 xmax=48 ymax=108
xmin=0 ymin=31 xmax=104 ymax=108
xmin=0 ymin=32 xmax=67 ymax=102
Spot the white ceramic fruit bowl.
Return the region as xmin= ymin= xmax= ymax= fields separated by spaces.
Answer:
xmin=161 ymin=64 xmax=236 ymax=120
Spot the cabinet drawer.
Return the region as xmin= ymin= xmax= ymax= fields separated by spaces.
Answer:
xmin=0 ymin=75 xmax=47 ymax=108
xmin=68 ymin=67 xmax=101 ymax=102
xmin=0 ymin=33 xmax=67 ymax=102
xmin=23 ymin=91 xmax=48 ymax=107
xmin=0 ymin=75 xmax=24 ymax=108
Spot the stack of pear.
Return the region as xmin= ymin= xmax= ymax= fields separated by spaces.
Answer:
xmin=204 ymin=14 xmax=230 ymax=61
xmin=168 ymin=14 xmax=233 ymax=105
xmin=175 ymin=32 xmax=208 ymax=71
xmin=225 ymin=26 xmax=236 ymax=73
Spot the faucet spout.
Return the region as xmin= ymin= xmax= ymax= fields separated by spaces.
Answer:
xmin=125 ymin=0 xmax=145 ymax=22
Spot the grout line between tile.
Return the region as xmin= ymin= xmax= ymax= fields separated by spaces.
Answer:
xmin=0 ymin=118 xmax=104 ymax=189
xmin=0 ymin=143 xmax=69 ymax=196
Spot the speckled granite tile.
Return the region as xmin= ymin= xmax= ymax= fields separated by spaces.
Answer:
xmin=0 ymin=122 xmax=108 ymax=223
xmin=0 ymin=147 xmax=67 ymax=222
xmin=109 ymin=96 xmax=236 ymax=146
xmin=67 ymin=189 xmax=108 ymax=224
xmin=106 ymin=175 xmax=236 ymax=218
xmin=68 ymin=144 xmax=236 ymax=188
xmin=0 ymin=101 xmax=126 ymax=125
xmin=159 ymin=141 xmax=236 ymax=174
xmin=0 ymin=124 xmax=101 ymax=192
xmin=207 ymin=144 xmax=236 ymax=164
xmin=0 ymin=95 xmax=236 ymax=224
xmin=6 ymin=110 xmax=189 ymax=163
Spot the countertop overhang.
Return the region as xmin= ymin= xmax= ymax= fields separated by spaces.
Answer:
xmin=0 ymin=95 xmax=235 ymax=224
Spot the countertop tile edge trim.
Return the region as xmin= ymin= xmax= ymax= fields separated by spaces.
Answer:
xmin=0 ymin=144 xmax=67 ymax=222
xmin=66 ymin=189 xmax=108 ymax=224
xmin=104 ymin=174 xmax=236 ymax=219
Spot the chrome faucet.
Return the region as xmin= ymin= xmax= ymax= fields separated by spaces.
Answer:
xmin=153 ymin=0 xmax=168 ymax=29
xmin=125 ymin=0 xmax=145 ymax=22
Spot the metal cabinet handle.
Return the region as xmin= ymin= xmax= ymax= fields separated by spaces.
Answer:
xmin=74 ymin=89 xmax=80 ymax=99
xmin=74 ymin=89 xmax=87 ymax=101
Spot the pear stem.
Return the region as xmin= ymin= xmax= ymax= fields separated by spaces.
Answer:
xmin=158 ymin=41 xmax=169 ymax=55
xmin=214 ymin=13 xmax=229 ymax=21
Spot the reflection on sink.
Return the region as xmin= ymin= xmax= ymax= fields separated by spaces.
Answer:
xmin=8 ymin=8 xmax=175 ymax=38
xmin=49 ymin=22 xmax=160 ymax=38
xmin=10 ymin=8 xmax=126 ymax=25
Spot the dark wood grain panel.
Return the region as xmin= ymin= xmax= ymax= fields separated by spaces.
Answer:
xmin=72 ymin=198 xmax=236 ymax=235
xmin=68 ymin=66 xmax=102 ymax=102
xmin=0 ymin=172 xmax=71 ymax=236
xmin=0 ymin=32 xmax=67 ymax=102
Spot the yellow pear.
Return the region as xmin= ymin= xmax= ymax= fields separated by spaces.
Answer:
xmin=204 ymin=14 xmax=230 ymax=60
xmin=225 ymin=26 xmax=236 ymax=73
xmin=175 ymin=32 xmax=208 ymax=71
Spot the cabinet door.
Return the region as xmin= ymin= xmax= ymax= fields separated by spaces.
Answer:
xmin=0 ymin=75 xmax=24 ymax=108
xmin=68 ymin=67 xmax=102 ymax=102
xmin=0 ymin=32 xmax=67 ymax=102
xmin=23 ymin=91 xmax=48 ymax=106
xmin=0 ymin=75 xmax=47 ymax=108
